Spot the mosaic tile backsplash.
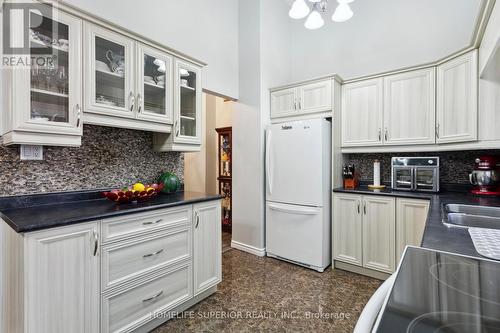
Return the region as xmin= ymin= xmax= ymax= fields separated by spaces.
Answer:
xmin=343 ymin=150 xmax=500 ymax=185
xmin=0 ymin=125 xmax=183 ymax=197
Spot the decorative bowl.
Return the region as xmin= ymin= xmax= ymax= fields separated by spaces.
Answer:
xmin=103 ymin=183 xmax=164 ymax=204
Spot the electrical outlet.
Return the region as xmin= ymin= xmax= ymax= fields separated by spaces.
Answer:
xmin=20 ymin=145 xmax=43 ymax=160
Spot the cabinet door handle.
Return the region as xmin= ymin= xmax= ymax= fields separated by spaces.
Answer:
xmin=378 ymin=128 xmax=381 ymax=142
xmin=143 ymin=219 xmax=163 ymax=226
xmin=364 ymin=203 xmax=367 ymax=215
xmin=137 ymin=93 xmax=142 ymax=113
xmin=143 ymin=248 xmax=164 ymax=258
xmin=294 ymin=100 xmax=297 ymax=110
xmin=175 ymin=120 xmax=180 ymax=136
xmin=129 ymin=91 xmax=135 ymax=111
xmin=298 ymin=98 xmax=302 ymax=110
xmin=436 ymin=124 xmax=440 ymax=139
xmin=76 ymin=104 xmax=81 ymax=128
xmin=93 ymin=229 xmax=98 ymax=256
xmin=195 ymin=213 xmax=200 ymax=228
xmin=384 ymin=128 xmax=388 ymax=141
xmin=142 ymin=290 xmax=164 ymax=302
xmin=357 ymin=202 xmax=360 ymax=214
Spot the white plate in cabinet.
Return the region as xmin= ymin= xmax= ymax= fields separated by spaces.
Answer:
xmin=383 ymin=68 xmax=436 ymax=145
xmin=193 ymin=200 xmax=222 ymax=295
xmin=271 ymin=87 xmax=298 ymax=118
xmin=101 ymin=226 xmax=191 ymax=290
xmin=101 ymin=262 xmax=193 ymax=333
xmin=101 ymin=206 xmax=191 ymax=244
xmin=84 ymin=23 xmax=135 ymax=119
xmin=333 ymin=193 xmax=363 ymax=266
xmin=299 ymin=80 xmax=332 ymax=114
xmin=362 ymin=196 xmax=396 ymax=273
xmin=436 ymin=50 xmax=478 ymax=143
xmin=341 ymin=78 xmax=384 ymax=147
xmin=1 ymin=7 xmax=83 ymax=146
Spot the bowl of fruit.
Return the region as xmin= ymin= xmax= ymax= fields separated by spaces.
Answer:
xmin=103 ymin=182 xmax=164 ymax=204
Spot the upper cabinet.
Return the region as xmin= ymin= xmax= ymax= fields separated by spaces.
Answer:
xmin=341 ymin=78 xmax=384 ymax=147
xmin=83 ymin=23 xmax=174 ymax=133
xmin=153 ymin=60 xmax=203 ymax=152
xmin=436 ymin=50 xmax=478 ymax=143
xmin=270 ymin=78 xmax=338 ymax=121
xmin=1 ymin=6 xmax=83 ymax=146
xmin=383 ymin=68 xmax=436 ymax=145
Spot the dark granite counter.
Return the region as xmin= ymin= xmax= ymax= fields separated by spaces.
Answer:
xmin=0 ymin=191 xmax=221 ymax=233
xmin=333 ymin=187 xmax=500 ymax=258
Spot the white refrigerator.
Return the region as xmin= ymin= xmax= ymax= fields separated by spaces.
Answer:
xmin=265 ymin=118 xmax=331 ymax=272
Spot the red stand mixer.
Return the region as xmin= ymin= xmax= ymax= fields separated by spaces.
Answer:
xmin=469 ymin=156 xmax=500 ymax=195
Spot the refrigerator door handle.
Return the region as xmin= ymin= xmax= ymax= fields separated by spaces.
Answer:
xmin=268 ymin=203 xmax=320 ymax=215
xmin=266 ymin=129 xmax=273 ymax=195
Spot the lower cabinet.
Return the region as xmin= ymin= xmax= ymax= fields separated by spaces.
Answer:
xmin=333 ymin=193 xmax=429 ymax=275
xmin=193 ymin=201 xmax=222 ymax=295
xmin=1 ymin=200 xmax=221 ymax=333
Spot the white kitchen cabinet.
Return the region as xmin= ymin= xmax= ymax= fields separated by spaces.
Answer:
xmin=341 ymin=78 xmax=384 ymax=147
xmin=83 ymin=23 xmax=174 ymax=133
xmin=383 ymin=68 xmax=436 ymax=145
xmin=153 ymin=60 xmax=203 ymax=152
xmin=1 ymin=6 xmax=83 ymax=146
xmin=396 ymin=198 xmax=430 ymax=263
xmin=299 ymin=80 xmax=332 ymax=114
xmin=270 ymin=78 xmax=336 ymax=120
xmin=333 ymin=193 xmax=363 ymax=266
xmin=193 ymin=200 xmax=222 ymax=295
xmin=436 ymin=50 xmax=478 ymax=143
xmin=25 ymin=222 xmax=100 ymax=333
xmin=362 ymin=196 xmax=396 ymax=273
xmin=271 ymin=88 xmax=298 ymax=118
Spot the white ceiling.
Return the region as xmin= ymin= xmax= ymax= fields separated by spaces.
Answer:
xmin=288 ymin=0 xmax=484 ymax=81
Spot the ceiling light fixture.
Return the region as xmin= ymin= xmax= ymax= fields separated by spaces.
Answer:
xmin=289 ymin=0 xmax=354 ymax=29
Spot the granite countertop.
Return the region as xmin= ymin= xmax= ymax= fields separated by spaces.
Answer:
xmin=333 ymin=186 xmax=500 ymax=258
xmin=0 ymin=191 xmax=222 ymax=233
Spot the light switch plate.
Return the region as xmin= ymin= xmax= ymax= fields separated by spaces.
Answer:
xmin=20 ymin=145 xmax=43 ymax=160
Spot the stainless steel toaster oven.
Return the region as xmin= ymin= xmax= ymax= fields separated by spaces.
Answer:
xmin=391 ymin=157 xmax=440 ymax=192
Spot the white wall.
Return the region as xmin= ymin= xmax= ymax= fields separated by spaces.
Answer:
xmin=289 ymin=0 xmax=482 ymax=81
xmin=231 ymin=0 xmax=291 ymax=254
xmin=62 ymin=0 xmax=239 ymax=99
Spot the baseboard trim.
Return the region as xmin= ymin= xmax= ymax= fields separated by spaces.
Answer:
xmin=334 ymin=261 xmax=390 ymax=281
xmin=231 ymin=240 xmax=266 ymax=257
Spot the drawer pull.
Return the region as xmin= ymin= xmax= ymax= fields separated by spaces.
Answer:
xmin=143 ymin=248 xmax=164 ymax=258
xmin=142 ymin=290 xmax=164 ymax=302
xmin=143 ymin=219 xmax=163 ymax=226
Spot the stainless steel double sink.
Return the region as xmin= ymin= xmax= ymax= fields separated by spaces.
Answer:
xmin=443 ymin=204 xmax=500 ymax=229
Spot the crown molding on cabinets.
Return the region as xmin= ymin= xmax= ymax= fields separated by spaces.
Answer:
xmin=43 ymin=0 xmax=207 ymax=68
xmin=269 ymin=74 xmax=343 ymax=92
xmin=342 ymin=0 xmax=496 ymax=84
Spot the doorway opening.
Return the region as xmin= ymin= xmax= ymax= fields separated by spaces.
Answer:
xmin=184 ymin=93 xmax=234 ymax=254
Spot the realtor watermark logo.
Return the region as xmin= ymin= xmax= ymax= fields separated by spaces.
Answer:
xmin=2 ymin=1 xmax=56 ymax=68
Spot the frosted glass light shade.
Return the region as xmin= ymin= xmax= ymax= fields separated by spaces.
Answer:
xmin=337 ymin=0 xmax=354 ymax=3
xmin=332 ymin=3 xmax=353 ymax=22
xmin=304 ymin=9 xmax=324 ymax=30
xmin=308 ymin=0 xmax=322 ymax=2
xmin=289 ymin=0 xmax=310 ymax=19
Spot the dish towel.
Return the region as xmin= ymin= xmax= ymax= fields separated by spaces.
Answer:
xmin=469 ymin=227 xmax=500 ymax=261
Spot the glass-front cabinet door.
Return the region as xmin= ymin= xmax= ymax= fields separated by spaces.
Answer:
xmin=84 ymin=23 xmax=134 ymax=118
xmin=174 ymin=60 xmax=202 ymax=144
xmin=5 ymin=7 xmax=82 ymax=144
xmin=136 ymin=44 xmax=173 ymax=123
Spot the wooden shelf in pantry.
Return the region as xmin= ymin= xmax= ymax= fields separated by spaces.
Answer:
xmin=180 ymin=115 xmax=196 ymax=121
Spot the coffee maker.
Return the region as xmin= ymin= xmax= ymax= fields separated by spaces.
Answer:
xmin=469 ymin=156 xmax=500 ymax=195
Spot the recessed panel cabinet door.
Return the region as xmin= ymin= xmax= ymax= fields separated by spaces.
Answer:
xmin=271 ymin=88 xmax=297 ymax=118
xmin=362 ymin=196 xmax=395 ymax=273
xmin=193 ymin=200 xmax=222 ymax=295
xmin=341 ymin=78 xmax=384 ymax=147
xmin=333 ymin=193 xmax=362 ymax=266
xmin=436 ymin=50 xmax=478 ymax=143
xmin=396 ymin=198 xmax=430 ymax=263
xmin=383 ymin=68 xmax=436 ymax=145
xmin=25 ymin=222 xmax=99 ymax=333
xmin=299 ymin=80 xmax=332 ymax=114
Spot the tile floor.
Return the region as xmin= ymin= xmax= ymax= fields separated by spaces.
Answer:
xmin=152 ymin=248 xmax=381 ymax=333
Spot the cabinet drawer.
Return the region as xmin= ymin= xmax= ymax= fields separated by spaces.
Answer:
xmin=102 ymin=227 xmax=191 ymax=289
xmin=101 ymin=206 xmax=191 ymax=243
xmin=101 ymin=263 xmax=193 ymax=333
